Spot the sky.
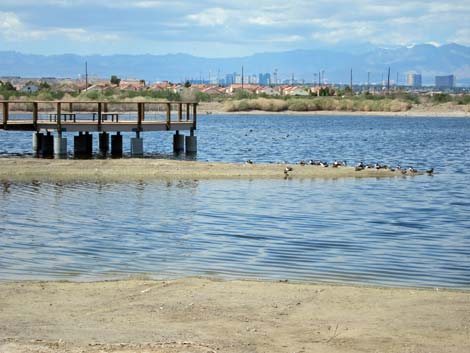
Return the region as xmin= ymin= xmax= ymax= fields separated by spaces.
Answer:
xmin=0 ymin=0 xmax=469 ymax=57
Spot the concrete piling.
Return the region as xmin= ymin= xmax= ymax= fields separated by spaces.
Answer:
xmin=41 ymin=132 xmax=54 ymax=156
xmin=74 ymin=132 xmax=90 ymax=157
xmin=99 ymin=132 xmax=109 ymax=154
xmin=54 ymin=136 xmax=67 ymax=158
xmin=111 ymin=132 xmax=123 ymax=157
xmin=173 ymin=131 xmax=185 ymax=153
xmin=130 ymin=137 xmax=144 ymax=157
xmin=32 ymin=132 xmax=43 ymax=154
xmin=85 ymin=132 xmax=93 ymax=155
xmin=185 ymin=130 xmax=197 ymax=154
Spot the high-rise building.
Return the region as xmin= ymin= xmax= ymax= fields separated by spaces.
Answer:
xmin=407 ymin=73 xmax=422 ymax=88
xmin=435 ymin=75 xmax=455 ymax=89
xmin=258 ymin=73 xmax=271 ymax=85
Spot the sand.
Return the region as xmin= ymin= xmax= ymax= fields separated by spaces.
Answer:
xmin=0 ymin=278 xmax=468 ymax=353
xmin=0 ymin=158 xmax=421 ymax=182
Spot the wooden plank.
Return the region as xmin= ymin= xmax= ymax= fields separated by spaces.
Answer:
xmin=192 ymin=103 xmax=197 ymax=130
xmin=186 ymin=103 xmax=190 ymax=121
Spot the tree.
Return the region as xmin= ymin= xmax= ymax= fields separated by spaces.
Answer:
xmin=110 ymin=75 xmax=121 ymax=85
xmin=39 ymin=81 xmax=50 ymax=90
xmin=1 ymin=81 xmax=16 ymax=91
xmin=184 ymin=80 xmax=192 ymax=88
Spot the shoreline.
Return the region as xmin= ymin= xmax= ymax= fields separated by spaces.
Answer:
xmin=0 ymin=158 xmax=421 ymax=182
xmin=204 ymin=109 xmax=470 ymax=117
xmin=1 ymin=277 xmax=469 ymax=353
xmin=197 ymin=101 xmax=470 ymax=117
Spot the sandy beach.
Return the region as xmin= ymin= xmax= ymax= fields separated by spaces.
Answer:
xmin=0 ymin=278 xmax=469 ymax=353
xmin=0 ymin=158 xmax=421 ymax=182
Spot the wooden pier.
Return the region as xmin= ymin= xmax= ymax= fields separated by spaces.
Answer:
xmin=0 ymin=100 xmax=198 ymax=156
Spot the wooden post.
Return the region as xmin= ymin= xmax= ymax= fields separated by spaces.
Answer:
xmin=69 ymin=102 xmax=73 ymax=112
xmin=178 ymin=103 xmax=182 ymax=122
xmin=56 ymin=102 xmax=62 ymax=134
xmin=97 ymin=102 xmax=102 ymax=131
xmin=192 ymin=103 xmax=197 ymax=130
xmin=2 ymin=102 xmax=9 ymax=129
xmin=166 ymin=103 xmax=171 ymax=130
xmin=186 ymin=103 xmax=190 ymax=121
xmin=33 ymin=102 xmax=38 ymax=131
xmin=137 ymin=102 xmax=143 ymax=131
xmin=103 ymin=102 xmax=108 ymax=121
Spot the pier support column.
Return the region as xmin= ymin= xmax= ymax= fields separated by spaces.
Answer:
xmin=185 ymin=130 xmax=197 ymax=154
xmin=131 ymin=134 xmax=143 ymax=157
xmin=32 ymin=132 xmax=43 ymax=155
xmin=54 ymin=136 xmax=67 ymax=158
xmin=85 ymin=132 xmax=93 ymax=155
xmin=74 ymin=132 xmax=90 ymax=157
xmin=41 ymin=132 xmax=54 ymax=156
xmin=99 ymin=132 xmax=109 ymax=154
xmin=111 ymin=132 xmax=123 ymax=157
xmin=173 ymin=131 xmax=185 ymax=153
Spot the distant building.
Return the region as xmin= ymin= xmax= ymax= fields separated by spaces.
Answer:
xmin=407 ymin=73 xmax=422 ymax=88
xmin=258 ymin=73 xmax=271 ymax=86
xmin=20 ymin=83 xmax=39 ymax=93
xmin=435 ymin=75 xmax=455 ymax=89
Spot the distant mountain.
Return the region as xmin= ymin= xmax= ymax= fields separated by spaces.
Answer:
xmin=0 ymin=43 xmax=469 ymax=86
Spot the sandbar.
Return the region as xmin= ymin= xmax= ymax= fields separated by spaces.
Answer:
xmin=0 ymin=158 xmax=421 ymax=182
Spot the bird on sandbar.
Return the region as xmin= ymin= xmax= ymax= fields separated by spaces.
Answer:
xmin=284 ymin=166 xmax=293 ymax=176
xmin=320 ymin=161 xmax=329 ymax=167
xmin=408 ymin=166 xmax=418 ymax=173
xmin=355 ymin=161 xmax=364 ymax=171
xmin=426 ymin=168 xmax=434 ymax=175
xmin=299 ymin=160 xmax=306 ymax=166
xmin=245 ymin=160 xmax=254 ymax=164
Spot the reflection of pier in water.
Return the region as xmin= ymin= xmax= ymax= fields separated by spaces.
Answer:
xmin=0 ymin=100 xmax=198 ymax=157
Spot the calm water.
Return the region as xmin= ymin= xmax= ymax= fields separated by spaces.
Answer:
xmin=0 ymin=114 xmax=469 ymax=288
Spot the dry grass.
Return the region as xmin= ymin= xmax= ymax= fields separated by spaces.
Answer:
xmin=223 ymin=97 xmax=413 ymax=113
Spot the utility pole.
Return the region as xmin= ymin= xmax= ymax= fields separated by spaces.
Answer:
xmin=396 ymin=72 xmax=399 ymax=87
xmin=241 ymin=65 xmax=244 ymax=89
xmin=319 ymin=71 xmax=321 ymax=85
xmin=291 ymin=73 xmax=294 ymax=85
xmin=85 ymin=61 xmax=88 ymax=91
xmin=367 ymin=71 xmax=370 ymax=91
xmin=387 ymin=67 xmax=391 ymax=94
xmin=350 ymin=68 xmax=353 ymax=91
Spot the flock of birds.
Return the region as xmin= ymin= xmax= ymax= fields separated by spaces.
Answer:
xmin=245 ymin=159 xmax=434 ymax=177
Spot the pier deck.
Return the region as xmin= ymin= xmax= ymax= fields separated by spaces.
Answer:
xmin=1 ymin=100 xmax=199 ymax=156
xmin=1 ymin=100 xmax=198 ymax=132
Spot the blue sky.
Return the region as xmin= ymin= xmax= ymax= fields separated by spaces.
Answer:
xmin=0 ymin=0 xmax=469 ymax=57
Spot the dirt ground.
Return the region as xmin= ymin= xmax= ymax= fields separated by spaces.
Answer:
xmin=0 ymin=278 xmax=469 ymax=353
xmin=0 ymin=158 xmax=421 ymax=183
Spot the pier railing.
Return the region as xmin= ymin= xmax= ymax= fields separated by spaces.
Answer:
xmin=0 ymin=100 xmax=198 ymax=132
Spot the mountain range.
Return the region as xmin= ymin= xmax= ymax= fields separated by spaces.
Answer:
xmin=0 ymin=43 xmax=469 ymax=86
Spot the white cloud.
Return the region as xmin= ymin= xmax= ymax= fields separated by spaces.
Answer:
xmin=0 ymin=11 xmax=119 ymax=42
xmin=187 ymin=8 xmax=228 ymax=26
